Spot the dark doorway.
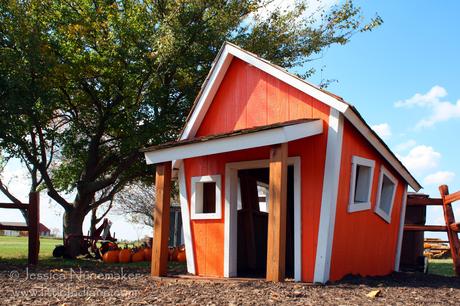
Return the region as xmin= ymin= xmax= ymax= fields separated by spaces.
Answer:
xmin=236 ymin=166 xmax=294 ymax=278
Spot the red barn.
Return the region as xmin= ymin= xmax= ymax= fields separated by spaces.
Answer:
xmin=142 ymin=42 xmax=421 ymax=283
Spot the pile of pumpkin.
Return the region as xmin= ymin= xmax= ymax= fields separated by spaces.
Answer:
xmin=102 ymin=244 xmax=152 ymax=264
xmin=101 ymin=243 xmax=186 ymax=264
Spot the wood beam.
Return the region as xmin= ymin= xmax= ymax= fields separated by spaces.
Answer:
xmin=266 ymin=143 xmax=288 ymax=282
xmin=151 ymin=162 xmax=172 ymax=277
xmin=28 ymin=192 xmax=39 ymax=265
xmin=0 ymin=203 xmax=28 ymax=209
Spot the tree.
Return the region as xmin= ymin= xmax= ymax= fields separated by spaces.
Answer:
xmin=115 ymin=183 xmax=156 ymax=228
xmin=0 ymin=0 xmax=382 ymax=256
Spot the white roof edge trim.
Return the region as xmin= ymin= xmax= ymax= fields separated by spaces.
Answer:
xmin=343 ymin=108 xmax=421 ymax=191
xmin=145 ymin=120 xmax=323 ymax=164
xmin=180 ymin=45 xmax=234 ymax=140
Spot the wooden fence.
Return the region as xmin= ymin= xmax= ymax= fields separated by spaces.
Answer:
xmin=0 ymin=192 xmax=40 ymax=265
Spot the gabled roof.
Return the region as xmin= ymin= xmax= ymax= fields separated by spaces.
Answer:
xmin=178 ymin=42 xmax=421 ymax=191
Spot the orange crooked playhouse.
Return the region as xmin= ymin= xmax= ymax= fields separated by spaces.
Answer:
xmin=142 ymin=42 xmax=421 ymax=283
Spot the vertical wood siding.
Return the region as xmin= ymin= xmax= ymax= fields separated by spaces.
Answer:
xmin=329 ymin=120 xmax=406 ymax=281
xmin=184 ymin=58 xmax=331 ymax=281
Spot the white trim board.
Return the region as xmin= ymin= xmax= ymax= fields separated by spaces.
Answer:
xmin=313 ymin=108 xmax=344 ymax=284
xmin=394 ymin=185 xmax=408 ymax=271
xmin=190 ymin=175 xmax=222 ymax=220
xmin=348 ymin=156 xmax=375 ymax=213
xmin=178 ymin=165 xmax=196 ymax=274
xmin=177 ymin=42 xmax=421 ymax=192
xmin=374 ymin=166 xmax=399 ymax=224
xmin=224 ymin=157 xmax=302 ymax=282
xmin=145 ymin=120 xmax=323 ymax=164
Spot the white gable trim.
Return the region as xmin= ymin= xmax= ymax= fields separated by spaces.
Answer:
xmin=313 ymin=108 xmax=344 ymax=284
xmin=178 ymin=43 xmax=421 ymax=191
xmin=145 ymin=120 xmax=323 ymax=164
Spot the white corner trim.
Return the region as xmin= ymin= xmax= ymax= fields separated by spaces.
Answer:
xmin=313 ymin=108 xmax=344 ymax=284
xmin=178 ymin=165 xmax=196 ymax=274
xmin=145 ymin=120 xmax=323 ymax=164
xmin=348 ymin=156 xmax=375 ymax=213
xmin=224 ymin=157 xmax=302 ymax=281
xmin=190 ymin=175 xmax=222 ymax=220
xmin=374 ymin=166 xmax=398 ymax=224
xmin=292 ymin=156 xmax=302 ymax=282
xmin=394 ymin=185 xmax=408 ymax=271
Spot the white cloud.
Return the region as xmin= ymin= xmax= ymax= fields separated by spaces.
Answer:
xmin=395 ymin=85 xmax=447 ymax=108
xmin=371 ymin=123 xmax=392 ymax=140
xmin=397 ymin=145 xmax=441 ymax=174
xmin=394 ymin=139 xmax=417 ymax=152
xmin=394 ymin=85 xmax=460 ymax=128
xmin=423 ymin=171 xmax=455 ymax=186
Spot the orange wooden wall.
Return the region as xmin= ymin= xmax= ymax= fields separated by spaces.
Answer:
xmin=329 ymin=120 xmax=406 ymax=281
xmin=184 ymin=58 xmax=331 ymax=281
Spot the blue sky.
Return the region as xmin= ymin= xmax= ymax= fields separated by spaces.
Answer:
xmin=1 ymin=1 xmax=459 ymax=240
xmin=308 ymin=0 xmax=460 ymax=234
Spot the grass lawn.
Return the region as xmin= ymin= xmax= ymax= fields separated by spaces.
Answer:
xmin=0 ymin=235 xmax=60 ymax=259
xmin=428 ymin=258 xmax=456 ymax=277
xmin=0 ymin=235 xmax=186 ymax=271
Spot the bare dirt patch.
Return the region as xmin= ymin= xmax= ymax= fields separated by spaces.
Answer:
xmin=0 ymin=262 xmax=459 ymax=305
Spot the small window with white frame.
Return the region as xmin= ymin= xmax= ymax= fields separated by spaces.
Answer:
xmin=348 ymin=156 xmax=375 ymax=213
xmin=374 ymin=166 xmax=398 ymax=223
xmin=191 ymin=175 xmax=222 ymax=220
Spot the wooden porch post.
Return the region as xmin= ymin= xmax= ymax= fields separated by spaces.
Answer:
xmin=266 ymin=143 xmax=288 ymax=282
xmin=28 ymin=192 xmax=39 ymax=265
xmin=151 ymin=161 xmax=172 ymax=277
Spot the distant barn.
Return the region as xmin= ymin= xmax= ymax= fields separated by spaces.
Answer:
xmin=143 ymin=42 xmax=421 ymax=283
xmin=0 ymin=221 xmax=51 ymax=237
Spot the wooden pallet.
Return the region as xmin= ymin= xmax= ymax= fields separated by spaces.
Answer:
xmin=404 ymin=186 xmax=460 ymax=276
xmin=439 ymin=185 xmax=460 ymax=275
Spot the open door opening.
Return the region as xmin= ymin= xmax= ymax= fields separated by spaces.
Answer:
xmin=236 ymin=166 xmax=294 ymax=278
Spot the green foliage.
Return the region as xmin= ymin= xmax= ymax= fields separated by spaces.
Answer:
xmin=0 ymin=0 xmax=381 ymax=230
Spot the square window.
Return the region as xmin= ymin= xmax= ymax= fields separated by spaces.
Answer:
xmin=191 ymin=175 xmax=221 ymax=219
xmin=348 ymin=156 xmax=375 ymax=213
xmin=375 ymin=167 xmax=398 ymax=223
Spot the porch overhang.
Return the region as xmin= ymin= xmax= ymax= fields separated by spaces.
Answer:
xmin=142 ymin=118 xmax=323 ymax=164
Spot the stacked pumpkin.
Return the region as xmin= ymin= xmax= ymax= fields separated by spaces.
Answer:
xmin=168 ymin=245 xmax=186 ymax=262
xmin=102 ymin=244 xmax=153 ymax=264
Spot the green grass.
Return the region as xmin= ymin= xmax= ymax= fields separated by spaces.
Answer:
xmin=0 ymin=235 xmax=61 ymax=259
xmin=0 ymin=235 xmax=185 ymax=271
xmin=428 ymin=258 xmax=456 ymax=277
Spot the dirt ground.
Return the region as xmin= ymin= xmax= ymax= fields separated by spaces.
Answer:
xmin=0 ymin=262 xmax=459 ymax=305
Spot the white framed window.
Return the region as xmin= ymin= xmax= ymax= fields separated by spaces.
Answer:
xmin=191 ymin=175 xmax=222 ymax=220
xmin=374 ymin=166 xmax=398 ymax=223
xmin=348 ymin=156 xmax=375 ymax=213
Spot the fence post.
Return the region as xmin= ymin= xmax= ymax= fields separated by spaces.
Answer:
xmin=28 ymin=192 xmax=39 ymax=265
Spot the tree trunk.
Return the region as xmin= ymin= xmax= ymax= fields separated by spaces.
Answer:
xmin=63 ymin=207 xmax=86 ymax=258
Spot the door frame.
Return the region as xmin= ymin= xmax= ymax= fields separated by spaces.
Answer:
xmin=224 ymin=157 xmax=302 ymax=281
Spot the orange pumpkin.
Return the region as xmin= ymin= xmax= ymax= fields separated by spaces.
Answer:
xmin=103 ymin=250 xmax=120 ymax=263
xmin=171 ymin=247 xmax=179 ymax=261
xmin=143 ymin=247 xmax=152 ymax=261
xmin=176 ymin=245 xmax=186 ymax=262
xmin=118 ymin=248 xmax=132 ymax=263
xmin=131 ymin=250 xmax=144 ymax=262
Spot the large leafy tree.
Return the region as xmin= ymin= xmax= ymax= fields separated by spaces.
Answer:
xmin=0 ymin=0 xmax=381 ymax=256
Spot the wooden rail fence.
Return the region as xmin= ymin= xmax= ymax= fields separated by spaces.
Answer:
xmin=0 ymin=192 xmax=40 ymax=265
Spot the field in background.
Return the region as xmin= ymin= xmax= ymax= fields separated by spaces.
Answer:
xmin=0 ymin=236 xmax=60 ymax=259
